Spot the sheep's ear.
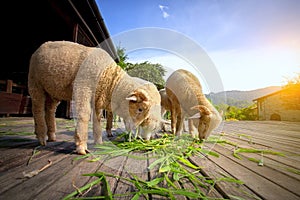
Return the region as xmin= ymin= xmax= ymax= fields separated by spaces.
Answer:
xmin=190 ymin=105 xmax=211 ymax=115
xmin=126 ymin=90 xmax=149 ymax=102
xmin=126 ymin=93 xmax=138 ymax=101
xmin=189 ymin=112 xmax=201 ymax=119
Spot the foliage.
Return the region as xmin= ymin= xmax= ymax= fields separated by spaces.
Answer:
xmin=126 ymin=61 xmax=166 ymax=90
xmin=115 ymin=45 xmax=167 ymax=90
xmin=283 ymin=72 xmax=300 ymax=88
xmin=215 ymin=104 xmax=257 ymax=121
xmin=116 ymin=44 xmax=129 ymax=70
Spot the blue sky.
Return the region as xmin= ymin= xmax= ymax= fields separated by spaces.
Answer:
xmin=97 ymin=0 xmax=300 ymax=93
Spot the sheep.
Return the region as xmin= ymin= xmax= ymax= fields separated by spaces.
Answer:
xmin=159 ymin=88 xmax=187 ymax=132
xmin=28 ymin=41 xmax=162 ymax=155
xmin=165 ymin=69 xmax=222 ymax=140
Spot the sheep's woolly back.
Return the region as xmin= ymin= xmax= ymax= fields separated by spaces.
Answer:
xmin=166 ymin=69 xmax=218 ymax=116
xmin=29 ymin=41 xmax=116 ymax=102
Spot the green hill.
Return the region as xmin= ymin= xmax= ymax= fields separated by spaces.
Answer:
xmin=206 ymin=86 xmax=282 ymax=108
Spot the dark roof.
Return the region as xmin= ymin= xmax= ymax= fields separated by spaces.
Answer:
xmin=3 ymin=0 xmax=118 ymax=84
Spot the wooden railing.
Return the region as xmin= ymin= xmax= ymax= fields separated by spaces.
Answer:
xmin=0 ymin=80 xmax=32 ymax=116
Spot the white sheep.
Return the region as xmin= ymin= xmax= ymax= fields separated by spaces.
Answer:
xmin=165 ymin=69 xmax=222 ymax=139
xmin=28 ymin=41 xmax=162 ymax=155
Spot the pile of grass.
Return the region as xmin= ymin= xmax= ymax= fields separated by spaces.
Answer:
xmin=64 ymin=129 xmax=287 ymax=200
xmin=64 ymin=133 xmax=243 ymax=200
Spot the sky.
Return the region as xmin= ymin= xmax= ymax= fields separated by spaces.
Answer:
xmin=96 ymin=0 xmax=300 ymax=93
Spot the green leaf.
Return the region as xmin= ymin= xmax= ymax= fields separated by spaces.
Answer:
xmin=164 ymin=173 xmax=178 ymax=189
xmin=172 ymin=189 xmax=202 ymax=198
xmin=131 ymin=193 xmax=140 ymax=200
xmin=146 ymin=177 xmax=164 ymax=187
xmin=101 ymin=175 xmax=113 ymax=200
xmin=176 ymin=156 xmax=200 ymax=170
xmin=88 ymin=157 xmax=101 ymax=162
xmin=173 ymin=172 xmax=179 ymax=181
xmin=62 ymin=176 xmax=103 ymax=199
xmin=200 ymin=149 xmax=220 ymax=157
xmin=159 ymin=165 xmax=171 ymax=173
xmin=219 ymin=177 xmax=244 ymax=184
xmin=148 ymin=157 xmax=167 ymax=170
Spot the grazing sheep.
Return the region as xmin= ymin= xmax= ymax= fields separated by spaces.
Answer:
xmin=165 ymin=69 xmax=222 ymax=139
xmin=28 ymin=41 xmax=162 ymax=155
xmin=159 ymin=88 xmax=172 ymax=118
xmin=159 ymin=88 xmax=186 ymax=132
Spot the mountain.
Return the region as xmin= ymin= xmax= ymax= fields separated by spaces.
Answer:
xmin=206 ymin=86 xmax=282 ymax=108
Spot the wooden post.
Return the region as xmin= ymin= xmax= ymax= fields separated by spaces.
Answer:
xmin=6 ymin=80 xmax=13 ymax=93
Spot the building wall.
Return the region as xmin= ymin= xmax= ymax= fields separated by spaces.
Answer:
xmin=257 ymin=86 xmax=300 ymax=122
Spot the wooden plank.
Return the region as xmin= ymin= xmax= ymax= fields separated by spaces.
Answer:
xmin=82 ymin=155 xmax=128 ymax=197
xmin=220 ymin=123 xmax=300 ymax=167
xmin=148 ymin=154 xmax=174 ymax=200
xmin=0 ymin=136 xmax=37 ymax=149
xmin=0 ymin=141 xmax=75 ymax=195
xmin=0 ymin=141 xmax=45 ymax=173
xmin=36 ymin=154 xmax=106 ymax=199
xmin=113 ymin=151 xmax=149 ymax=200
xmin=179 ymin=162 xmax=225 ymax=199
xmin=0 ymin=149 xmax=80 ymax=200
xmin=222 ymin=121 xmax=300 ymax=154
xmin=219 ymin=134 xmax=300 ymax=179
xmin=207 ymin=144 xmax=300 ymax=200
xmin=189 ymin=155 xmax=263 ymax=200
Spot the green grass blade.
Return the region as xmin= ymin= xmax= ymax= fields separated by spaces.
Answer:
xmin=62 ymin=177 xmax=103 ymax=200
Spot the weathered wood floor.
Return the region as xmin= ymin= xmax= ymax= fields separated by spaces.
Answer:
xmin=0 ymin=117 xmax=299 ymax=200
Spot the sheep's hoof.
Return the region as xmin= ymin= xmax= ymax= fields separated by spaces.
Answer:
xmin=76 ymin=146 xmax=90 ymax=155
xmin=106 ymin=131 xmax=113 ymax=137
xmin=47 ymin=139 xmax=56 ymax=142
xmin=37 ymin=137 xmax=47 ymax=146
xmin=94 ymin=139 xmax=103 ymax=145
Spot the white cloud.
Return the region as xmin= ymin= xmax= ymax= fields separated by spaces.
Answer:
xmin=158 ymin=4 xmax=170 ymax=19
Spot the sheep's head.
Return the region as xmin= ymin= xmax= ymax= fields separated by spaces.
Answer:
xmin=126 ymin=87 xmax=162 ymax=140
xmin=189 ymin=105 xmax=222 ymax=140
xmin=126 ymin=91 xmax=151 ymax=126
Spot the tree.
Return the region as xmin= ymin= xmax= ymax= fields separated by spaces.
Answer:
xmin=283 ymin=72 xmax=300 ymax=88
xmin=115 ymin=45 xmax=167 ymax=89
xmin=116 ymin=44 xmax=128 ymax=70
xmin=222 ymin=104 xmax=257 ymax=121
xmin=126 ymin=61 xmax=166 ymax=90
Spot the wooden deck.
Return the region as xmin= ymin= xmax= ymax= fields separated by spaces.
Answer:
xmin=0 ymin=117 xmax=299 ymax=200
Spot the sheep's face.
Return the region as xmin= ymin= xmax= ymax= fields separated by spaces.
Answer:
xmin=126 ymin=89 xmax=162 ymax=140
xmin=189 ymin=105 xmax=222 ymax=140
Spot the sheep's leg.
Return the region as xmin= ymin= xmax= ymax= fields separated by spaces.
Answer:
xmin=93 ymin=108 xmax=102 ymax=144
xmin=30 ymin=88 xmax=47 ymax=146
xmin=73 ymin=90 xmax=92 ymax=155
xmin=45 ymin=95 xmax=60 ymax=142
xmin=105 ymin=110 xmax=113 ymax=137
xmin=170 ymin=107 xmax=177 ymax=135
xmin=175 ymin=110 xmax=184 ymax=137
xmin=161 ymin=109 xmax=167 ymax=132
xmin=188 ymin=119 xmax=197 ymax=138
xmin=183 ymin=119 xmax=188 ymax=132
